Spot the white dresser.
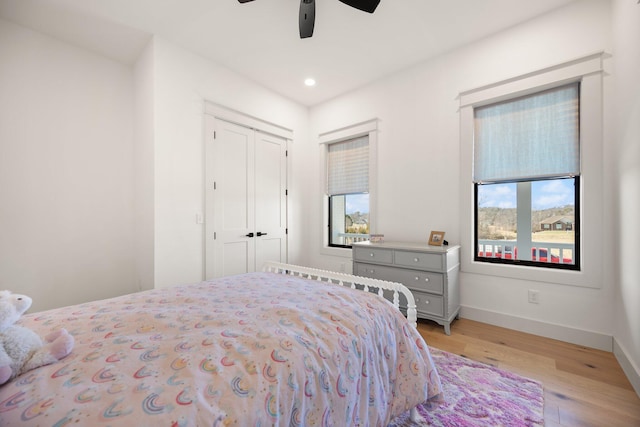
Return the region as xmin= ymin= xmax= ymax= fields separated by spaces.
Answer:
xmin=352 ymin=241 xmax=460 ymax=335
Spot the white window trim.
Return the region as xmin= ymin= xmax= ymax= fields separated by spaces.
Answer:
xmin=319 ymin=119 xmax=378 ymax=258
xmin=459 ymin=52 xmax=604 ymax=288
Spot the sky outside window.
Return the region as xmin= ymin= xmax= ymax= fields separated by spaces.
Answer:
xmin=346 ymin=193 xmax=369 ymax=214
xmin=478 ymin=179 xmax=574 ymax=209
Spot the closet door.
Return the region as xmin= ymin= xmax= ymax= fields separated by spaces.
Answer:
xmin=254 ymin=131 xmax=287 ymax=269
xmin=209 ymin=119 xmax=255 ymax=277
xmin=205 ymin=118 xmax=287 ymax=278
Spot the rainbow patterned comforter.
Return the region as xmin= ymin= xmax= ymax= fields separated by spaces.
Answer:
xmin=0 ymin=272 xmax=442 ymax=426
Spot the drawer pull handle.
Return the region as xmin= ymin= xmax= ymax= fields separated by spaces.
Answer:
xmin=425 ymin=299 xmax=430 ymax=304
xmin=414 ymin=277 xmax=419 ymax=281
xmin=414 ymin=257 xmax=419 ymax=262
xmin=425 ymin=278 xmax=429 ymax=282
xmin=370 ymin=253 xmax=375 ymax=257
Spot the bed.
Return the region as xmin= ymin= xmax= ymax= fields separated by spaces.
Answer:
xmin=0 ymin=262 xmax=443 ymax=426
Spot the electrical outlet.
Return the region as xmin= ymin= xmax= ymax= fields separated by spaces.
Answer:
xmin=528 ymin=289 xmax=540 ymax=304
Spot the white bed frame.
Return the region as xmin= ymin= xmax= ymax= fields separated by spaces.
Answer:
xmin=263 ymin=262 xmax=421 ymax=421
xmin=262 ymin=261 xmax=418 ymax=327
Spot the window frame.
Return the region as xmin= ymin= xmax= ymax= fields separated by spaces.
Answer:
xmin=459 ymin=52 xmax=604 ymax=288
xmin=328 ymin=193 xmax=370 ymax=249
xmin=319 ymin=120 xmax=378 ymax=257
xmin=474 ymin=176 xmax=581 ymax=271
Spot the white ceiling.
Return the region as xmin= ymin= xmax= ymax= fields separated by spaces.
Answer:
xmin=0 ymin=0 xmax=576 ymax=106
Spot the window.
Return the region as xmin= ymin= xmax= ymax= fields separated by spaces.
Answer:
xmin=458 ymin=52 xmax=604 ymax=288
xmin=474 ymin=84 xmax=580 ymax=270
xmin=476 ymin=177 xmax=579 ymax=269
xmin=329 ymin=193 xmax=369 ymax=247
xmin=319 ymin=119 xmax=378 ymax=254
xmin=327 ymin=136 xmax=370 ymax=248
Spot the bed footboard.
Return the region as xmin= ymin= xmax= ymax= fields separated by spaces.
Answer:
xmin=262 ymin=261 xmax=418 ymax=328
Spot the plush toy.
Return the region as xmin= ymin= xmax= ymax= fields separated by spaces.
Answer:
xmin=0 ymin=290 xmax=74 ymax=385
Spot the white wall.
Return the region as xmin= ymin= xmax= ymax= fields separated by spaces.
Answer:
xmin=0 ymin=18 xmax=137 ymax=312
xmin=133 ymin=39 xmax=155 ymax=292
xmin=611 ymin=0 xmax=640 ymax=394
xmin=148 ymin=38 xmax=310 ymax=288
xmin=307 ymin=0 xmax=615 ymax=349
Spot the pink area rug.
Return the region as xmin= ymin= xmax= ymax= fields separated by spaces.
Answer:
xmin=389 ymin=347 xmax=544 ymax=426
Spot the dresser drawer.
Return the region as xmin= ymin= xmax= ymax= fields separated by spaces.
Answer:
xmin=392 ymin=269 xmax=444 ymax=295
xmin=412 ymin=291 xmax=444 ymax=317
xmin=353 ymin=262 xmax=395 ymax=281
xmin=353 ymin=247 xmax=393 ymax=264
xmin=394 ymin=250 xmax=443 ymax=271
xmin=354 ymin=263 xmax=444 ymax=295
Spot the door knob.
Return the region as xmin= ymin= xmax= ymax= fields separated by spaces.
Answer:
xmin=245 ymin=232 xmax=254 ymax=237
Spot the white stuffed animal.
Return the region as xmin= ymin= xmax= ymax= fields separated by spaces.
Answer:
xmin=0 ymin=290 xmax=74 ymax=385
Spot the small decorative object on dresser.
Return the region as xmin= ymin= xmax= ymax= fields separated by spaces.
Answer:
xmin=353 ymin=241 xmax=460 ymax=335
xmin=428 ymin=230 xmax=445 ymax=246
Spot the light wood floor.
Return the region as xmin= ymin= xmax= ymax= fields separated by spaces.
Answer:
xmin=417 ymin=318 xmax=640 ymax=427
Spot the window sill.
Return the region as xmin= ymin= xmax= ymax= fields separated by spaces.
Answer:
xmin=461 ymin=257 xmax=600 ymax=289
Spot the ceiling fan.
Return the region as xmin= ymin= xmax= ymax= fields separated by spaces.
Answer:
xmin=238 ymin=0 xmax=380 ymax=38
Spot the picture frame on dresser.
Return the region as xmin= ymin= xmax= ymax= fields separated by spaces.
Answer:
xmin=428 ymin=231 xmax=445 ymax=246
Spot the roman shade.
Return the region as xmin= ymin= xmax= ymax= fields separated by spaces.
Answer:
xmin=473 ymin=83 xmax=580 ymax=183
xmin=327 ymin=136 xmax=369 ymax=195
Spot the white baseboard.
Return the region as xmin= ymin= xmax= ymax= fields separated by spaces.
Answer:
xmin=613 ymin=339 xmax=640 ymax=399
xmin=459 ymin=305 xmax=613 ymax=352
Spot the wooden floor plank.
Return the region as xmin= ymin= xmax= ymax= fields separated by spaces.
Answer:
xmin=417 ymin=318 xmax=640 ymax=426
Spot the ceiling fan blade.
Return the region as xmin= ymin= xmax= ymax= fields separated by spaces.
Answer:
xmin=338 ymin=0 xmax=380 ymax=13
xmin=299 ymin=0 xmax=315 ymax=39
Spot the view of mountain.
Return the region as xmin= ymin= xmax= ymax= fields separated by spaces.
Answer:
xmin=478 ymin=206 xmax=575 ymax=240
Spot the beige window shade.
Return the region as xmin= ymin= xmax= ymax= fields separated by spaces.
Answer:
xmin=327 ymin=136 xmax=369 ymax=195
xmin=474 ymin=83 xmax=580 ymax=183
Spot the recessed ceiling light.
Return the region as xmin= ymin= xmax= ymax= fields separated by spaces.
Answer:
xmin=304 ymin=78 xmax=316 ymax=87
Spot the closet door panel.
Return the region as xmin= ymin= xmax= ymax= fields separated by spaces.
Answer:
xmin=208 ymin=119 xmax=256 ymax=278
xmin=255 ymin=132 xmax=287 ymax=268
